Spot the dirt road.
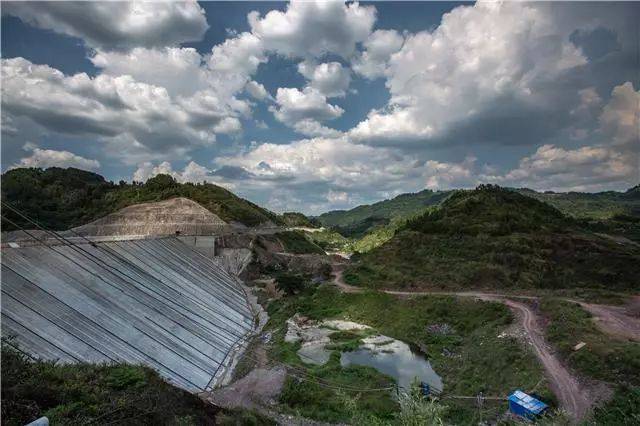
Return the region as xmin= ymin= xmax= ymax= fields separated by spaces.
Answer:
xmin=503 ymin=299 xmax=591 ymax=420
xmin=330 ymin=264 xmax=594 ymax=420
xmin=333 ymin=264 xmax=640 ymax=343
xmin=576 ymin=299 xmax=640 ymax=342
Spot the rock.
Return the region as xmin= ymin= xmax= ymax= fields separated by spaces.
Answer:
xmin=426 ymin=323 xmax=455 ymax=335
xmin=573 ymin=342 xmax=586 ymax=351
xmin=284 ymin=314 xmax=371 ymax=366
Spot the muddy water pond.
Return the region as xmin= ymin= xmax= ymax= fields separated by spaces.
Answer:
xmin=340 ymin=335 xmax=443 ymax=392
xmin=286 ymin=315 xmax=443 ymax=392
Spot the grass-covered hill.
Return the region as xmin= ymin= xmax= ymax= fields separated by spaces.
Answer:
xmin=316 ymin=189 xmax=451 ymax=237
xmin=1 ymin=167 xmax=281 ymax=231
xmin=344 ymin=185 xmax=640 ymax=292
xmin=317 ymin=185 xmax=640 ymax=239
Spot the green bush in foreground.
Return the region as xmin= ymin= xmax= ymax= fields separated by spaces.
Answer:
xmin=1 ymin=343 xmax=216 ymax=425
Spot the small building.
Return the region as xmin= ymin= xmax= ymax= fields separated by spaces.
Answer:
xmin=508 ymin=390 xmax=548 ymax=420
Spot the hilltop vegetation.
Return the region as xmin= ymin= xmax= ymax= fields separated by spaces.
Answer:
xmin=316 ymin=186 xmax=640 ymax=249
xmin=316 ymin=189 xmax=450 ymax=237
xmin=280 ymin=212 xmax=317 ymax=228
xmin=1 ymin=167 xmax=280 ymax=230
xmin=345 ymin=185 xmax=640 ymax=291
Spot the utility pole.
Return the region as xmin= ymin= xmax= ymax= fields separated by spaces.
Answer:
xmin=477 ymin=391 xmax=484 ymax=424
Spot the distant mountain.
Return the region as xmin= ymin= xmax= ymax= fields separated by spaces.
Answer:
xmin=1 ymin=167 xmax=281 ymax=231
xmin=316 ymin=189 xmax=451 ymax=237
xmin=515 ymin=187 xmax=640 ymax=219
xmin=317 ymin=185 xmax=640 ymax=239
xmin=344 ymin=185 xmax=640 ymax=292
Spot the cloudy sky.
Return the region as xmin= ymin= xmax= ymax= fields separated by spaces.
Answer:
xmin=1 ymin=1 xmax=638 ymax=214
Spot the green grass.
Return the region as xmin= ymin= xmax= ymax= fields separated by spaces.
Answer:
xmin=539 ymin=299 xmax=640 ymax=386
xmin=1 ymin=343 xmax=217 ymax=425
xmin=215 ymin=408 xmax=276 ymax=425
xmin=263 ymin=285 xmax=550 ymax=424
xmin=274 ymin=231 xmax=325 ymax=254
xmin=538 ymin=300 xmax=640 ymax=425
xmin=591 ymin=386 xmax=640 ymax=426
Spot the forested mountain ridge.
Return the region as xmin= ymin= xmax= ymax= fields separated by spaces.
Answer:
xmin=344 ymin=185 xmax=640 ymax=291
xmin=316 ymin=189 xmax=451 ymax=237
xmin=1 ymin=167 xmax=282 ymax=231
xmin=317 ymin=185 xmax=640 ymax=239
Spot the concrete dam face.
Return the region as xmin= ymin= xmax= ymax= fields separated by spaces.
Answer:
xmin=1 ymin=236 xmax=256 ymax=392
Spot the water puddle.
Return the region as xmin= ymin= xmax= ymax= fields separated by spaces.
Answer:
xmin=285 ymin=314 xmax=443 ymax=392
xmin=340 ymin=335 xmax=443 ymax=392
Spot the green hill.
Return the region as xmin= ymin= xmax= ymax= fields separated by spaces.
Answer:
xmin=344 ymin=185 xmax=640 ymax=292
xmin=1 ymin=167 xmax=281 ymax=231
xmin=316 ymin=189 xmax=451 ymax=237
xmin=280 ymin=212 xmax=317 ymax=228
xmin=317 ymin=185 xmax=640 ymax=240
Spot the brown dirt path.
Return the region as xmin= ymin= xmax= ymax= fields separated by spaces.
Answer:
xmin=503 ymin=299 xmax=591 ymax=420
xmin=330 ymin=263 xmax=594 ymax=420
xmin=574 ymin=297 xmax=640 ymax=342
xmin=332 ymin=264 xmax=640 ymax=343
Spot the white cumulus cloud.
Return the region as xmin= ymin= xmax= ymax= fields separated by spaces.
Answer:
xmin=12 ymin=148 xmax=100 ymax=171
xmin=248 ymin=0 xmax=375 ymax=59
xmin=245 ymin=81 xmax=272 ymax=101
xmin=352 ymin=29 xmax=404 ymax=79
xmin=1 ymin=57 xmax=248 ymax=163
xmin=270 ymin=87 xmax=344 ymax=137
xmin=298 ymin=61 xmax=351 ymax=97
xmin=488 ymin=82 xmax=639 ymax=192
xmin=3 ymin=1 xmax=208 ymax=50
xmin=349 ymin=1 xmax=588 ymax=146
xmin=133 ymin=160 xmax=214 ymax=184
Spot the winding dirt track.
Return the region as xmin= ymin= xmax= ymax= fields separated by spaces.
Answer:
xmin=330 ymin=264 xmax=635 ymax=420
xmin=502 ymin=299 xmax=591 ymax=420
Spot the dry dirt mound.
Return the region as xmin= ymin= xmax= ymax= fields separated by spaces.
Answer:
xmin=72 ymin=197 xmax=230 ymax=237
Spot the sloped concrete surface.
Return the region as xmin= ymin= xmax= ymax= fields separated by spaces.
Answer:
xmin=1 ymin=236 xmax=255 ymax=392
xmin=71 ymin=197 xmax=230 ymax=236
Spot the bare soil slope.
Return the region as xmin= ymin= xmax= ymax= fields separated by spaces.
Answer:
xmin=72 ymin=197 xmax=231 ymax=236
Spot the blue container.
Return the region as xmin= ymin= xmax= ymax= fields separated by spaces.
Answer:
xmin=508 ymin=390 xmax=548 ymax=420
xmin=420 ymin=382 xmax=430 ymax=396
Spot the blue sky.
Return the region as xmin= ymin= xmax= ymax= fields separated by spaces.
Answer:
xmin=1 ymin=1 xmax=638 ymax=214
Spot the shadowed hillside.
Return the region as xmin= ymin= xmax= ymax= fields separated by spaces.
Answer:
xmin=317 ymin=186 xmax=640 ymax=241
xmin=345 ymin=185 xmax=640 ymax=291
xmin=316 ymin=189 xmax=450 ymax=237
xmin=1 ymin=167 xmax=281 ymax=230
